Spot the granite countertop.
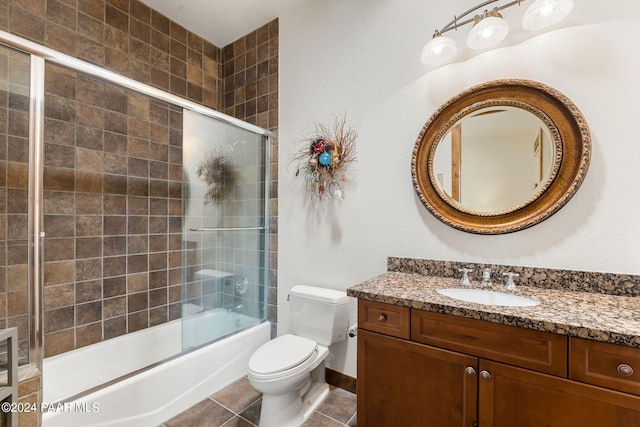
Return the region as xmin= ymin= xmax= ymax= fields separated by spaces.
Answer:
xmin=347 ymin=271 xmax=640 ymax=349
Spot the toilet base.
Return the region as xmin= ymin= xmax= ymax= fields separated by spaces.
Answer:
xmin=301 ymin=381 xmax=330 ymax=420
xmin=258 ymin=364 xmax=330 ymax=427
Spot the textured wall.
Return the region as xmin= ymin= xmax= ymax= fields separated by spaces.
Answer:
xmin=278 ymin=0 xmax=640 ymax=378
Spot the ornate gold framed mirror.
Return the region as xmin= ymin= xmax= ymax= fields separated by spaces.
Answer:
xmin=412 ymin=79 xmax=591 ymax=234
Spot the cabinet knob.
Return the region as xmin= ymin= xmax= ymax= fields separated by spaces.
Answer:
xmin=617 ymin=363 xmax=634 ymax=377
xmin=465 ymin=367 xmax=476 ymax=377
xmin=480 ymin=370 xmax=492 ymax=381
xmin=377 ymin=313 xmax=387 ymax=322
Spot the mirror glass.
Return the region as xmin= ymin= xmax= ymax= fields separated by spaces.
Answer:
xmin=412 ymin=79 xmax=591 ymax=234
xmin=432 ymin=106 xmax=557 ymax=214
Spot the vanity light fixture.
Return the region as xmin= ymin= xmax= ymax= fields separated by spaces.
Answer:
xmin=421 ymin=0 xmax=574 ymax=65
xmin=466 ymin=9 xmax=510 ymax=50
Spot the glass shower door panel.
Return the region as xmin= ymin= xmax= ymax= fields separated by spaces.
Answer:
xmin=0 ymin=45 xmax=31 ymax=367
xmin=182 ymin=110 xmax=267 ymax=350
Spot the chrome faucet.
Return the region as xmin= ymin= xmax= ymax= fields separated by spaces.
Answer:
xmin=502 ymin=272 xmax=520 ymax=291
xmin=227 ymin=304 xmax=244 ymax=313
xmin=480 ymin=268 xmax=493 ymax=288
xmin=458 ymin=268 xmax=473 ymax=286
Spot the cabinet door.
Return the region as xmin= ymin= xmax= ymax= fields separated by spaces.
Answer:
xmin=479 ymin=359 xmax=640 ymax=427
xmin=358 ymin=329 xmax=478 ymax=427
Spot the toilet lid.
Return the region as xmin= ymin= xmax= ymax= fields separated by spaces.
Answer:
xmin=249 ymin=334 xmax=318 ymax=375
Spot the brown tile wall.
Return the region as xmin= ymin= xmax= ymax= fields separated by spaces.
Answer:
xmin=221 ymin=20 xmax=278 ymax=131
xmin=0 ymin=0 xmax=221 ymax=111
xmin=42 ymin=63 xmax=184 ymax=356
xmin=0 ymin=46 xmax=32 ymax=364
xmin=0 ymin=0 xmax=221 ymax=357
xmin=0 ymin=2 xmax=279 ymax=424
xmin=0 ymin=44 xmax=40 ymax=427
xmin=221 ymin=19 xmax=279 ymax=334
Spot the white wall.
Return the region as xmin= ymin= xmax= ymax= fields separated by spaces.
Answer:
xmin=461 ymin=128 xmax=538 ymax=212
xmin=277 ymin=0 xmax=640 ymax=377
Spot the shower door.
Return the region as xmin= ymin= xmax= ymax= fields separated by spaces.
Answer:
xmin=181 ymin=110 xmax=268 ymax=350
xmin=0 ymin=44 xmax=32 ymax=367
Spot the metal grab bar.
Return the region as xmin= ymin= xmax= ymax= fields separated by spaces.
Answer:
xmin=189 ymin=227 xmax=265 ymax=232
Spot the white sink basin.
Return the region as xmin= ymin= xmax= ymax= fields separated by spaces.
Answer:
xmin=436 ymin=288 xmax=539 ymax=307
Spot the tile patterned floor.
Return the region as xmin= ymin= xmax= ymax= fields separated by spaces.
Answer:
xmin=159 ymin=377 xmax=357 ymax=427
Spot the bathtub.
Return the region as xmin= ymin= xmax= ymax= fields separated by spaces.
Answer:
xmin=43 ymin=310 xmax=270 ymax=427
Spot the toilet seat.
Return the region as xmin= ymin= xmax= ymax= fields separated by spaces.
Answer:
xmin=248 ymin=334 xmax=318 ymax=381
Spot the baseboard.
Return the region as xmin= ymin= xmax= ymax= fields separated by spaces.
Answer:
xmin=326 ymin=367 xmax=356 ymax=394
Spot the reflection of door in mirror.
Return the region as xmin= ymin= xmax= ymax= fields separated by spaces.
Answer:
xmin=432 ymin=107 xmax=554 ymax=214
xmin=533 ymin=128 xmax=554 ymax=188
xmin=434 ymin=124 xmax=461 ymax=202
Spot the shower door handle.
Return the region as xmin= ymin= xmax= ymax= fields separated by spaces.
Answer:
xmin=189 ymin=227 xmax=265 ymax=232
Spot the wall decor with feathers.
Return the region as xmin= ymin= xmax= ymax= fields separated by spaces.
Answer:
xmin=293 ymin=114 xmax=358 ymax=201
xmin=197 ymin=149 xmax=238 ymax=204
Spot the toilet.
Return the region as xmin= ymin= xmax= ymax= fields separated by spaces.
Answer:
xmin=247 ymin=285 xmax=351 ymax=427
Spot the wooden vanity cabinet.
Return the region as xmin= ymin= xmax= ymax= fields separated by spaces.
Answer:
xmin=358 ymin=299 xmax=410 ymax=339
xmin=480 ymin=359 xmax=640 ymax=426
xmin=357 ymin=301 xmax=479 ymax=426
xmin=570 ymin=337 xmax=640 ymax=396
xmin=357 ymin=300 xmax=640 ymax=427
xmin=358 ymin=329 xmax=477 ymax=426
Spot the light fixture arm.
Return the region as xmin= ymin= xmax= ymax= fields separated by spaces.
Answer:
xmin=435 ymin=0 xmax=525 ymax=37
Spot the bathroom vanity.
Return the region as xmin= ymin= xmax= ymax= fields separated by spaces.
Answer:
xmin=348 ymin=265 xmax=640 ymax=427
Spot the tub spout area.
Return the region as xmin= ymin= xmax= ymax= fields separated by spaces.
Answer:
xmin=227 ymin=304 xmax=244 ymax=313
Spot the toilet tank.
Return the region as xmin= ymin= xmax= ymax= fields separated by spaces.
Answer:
xmin=289 ymin=285 xmax=351 ymax=346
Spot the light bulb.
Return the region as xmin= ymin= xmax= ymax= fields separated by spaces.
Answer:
xmin=467 ymin=15 xmax=510 ymax=50
xmin=522 ymin=0 xmax=574 ymax=31
xmin=421 ymin=35 xmax=457 ymax=65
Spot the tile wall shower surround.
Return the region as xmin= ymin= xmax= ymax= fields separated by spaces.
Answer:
xmin=0 ymin=0 xmax=221 ymax=110
xmin=387 ymin=257 xmax=640 ymax=297
xmin=222 ymin=20 xmax=279 ymax=131
xmin=42 ymin=63 xmax=185 ymax=356
xmin=1 ymin=2 xmax=279 ymax=425
xmin=221 ymin=19 xmax=279 ymax=334
xmin=348 ymin=258 xmax=640 ymax=349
